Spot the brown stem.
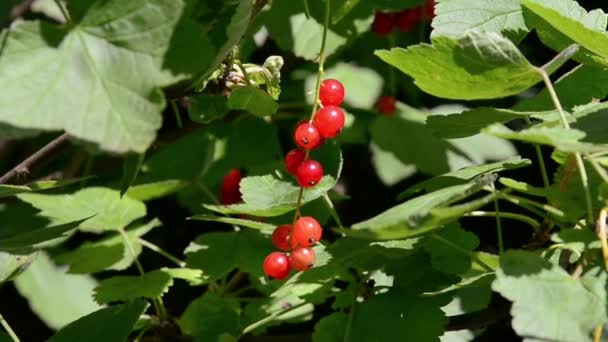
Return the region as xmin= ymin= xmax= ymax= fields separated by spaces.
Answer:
xmin=0 ymin=133 xmax=70 ymax=184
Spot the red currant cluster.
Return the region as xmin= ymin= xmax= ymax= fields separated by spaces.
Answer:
xmin=372 ymin=0 xmax=435 ymax=36
xmin=263 ymin=78 xmax=346 ymax=279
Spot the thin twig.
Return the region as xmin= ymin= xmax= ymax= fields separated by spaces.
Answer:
xmin=322 ymin=192 xmax=345 ymax=230
xmin=465 ymin=211 xmax=540 ymax=231
xmin=596 ymin=207 xmax=608 ymax=270
xmin=0 ymin=313 xmax=20 ymax=342
xmin=138 ymin=238 xmax=185 ymax=267
xmin=0 ymin=133 xmax=70 ymax=184
xmin=241 ymin=302 xmax=307 ymax=335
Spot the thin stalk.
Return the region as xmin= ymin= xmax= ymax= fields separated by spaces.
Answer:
xmin=118 ymin=228 xmax=168 ymax=321
xmin=538 ymin=68 xmax=593 ymax=226
xmin=322 ymin=192 xmax=345 ymax=229
xmin=53 ymin=0 xmax=70 ymax=23
xmin=196 ymin=181 xmax=220 ymax=205
xmin=596 ymin=207 xmax=608 ymax=270
xmin=387 ymin=34 xmax=397 ymax=95
xmin=0 ymin=313 xmax=19 ymax=342
xmin=138 ymin=238 xmax=185 ymax=267
xmin=499 ymin=193 xmax=564 ymax=217
xmin=343 ymin=285 xmax=358 ymax=342
xmin=465 ymin=211 xmax=540 ymax=231
xmin=587 ymin=155 xmax=608 ymax=184
xmin=241 ymin=302 xmax=307 ymax=335
xmin=524 ymin=116 xmax=550 ymax=188
xmin=223 ymin=271 xmax=247 ymax=294
xmin=430 ymin=234 xmax=494 ymax=272
xmin=492 ymin=186 xmax=504 ymax=254
xmin=594 ymin=324 xmax=603 ymax=342
xmin=170 ymin=100 xmax=183 ymax=129
xmin=236 ymin=60 xmax=252 ymax=87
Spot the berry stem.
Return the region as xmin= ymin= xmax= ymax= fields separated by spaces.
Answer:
xmin=430 ymin=234 xmax=494 ymax=272
xmin=293 ymin=0 xmax=331 ymax=222
xmin=138 ymin=238 xmax=185 ymax=267
xmin=491 ymin=184 xmax=504 ymax=255
xmin=0 ymin=313 xmax=20 ymax=342
xmin=322 ymin=192 xmax=344 ymax=229
xmin=524 ymin=116 xmax=550 ymax=189
xmin=170 ymin=99 xmax=183 ymax=129
xmin=241 ymin=302 xmax=307 ymax=335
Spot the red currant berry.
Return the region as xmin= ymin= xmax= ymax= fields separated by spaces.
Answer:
xmin=220 ymin=168 xmax=242 ymax=205
xmin=313 ymin=106 xmax=345 ymax=138
xmin=272 ymin=224 xmax=292 ymax=251
xmin=394 ymin=8 xmax=421 ymax=32
xmin=424 ymin=0 xmax=435 ymax=20
xmin=296 ymin=159 xmax=323 ymax=188
xmin=376 ymin=95 xmax=397 ymax=116
xmin=284 ymin=149 xmax=306 ymax=175
xmin=292 ymin=216 xmax=323 ymax=247
xmin=263 ymin=252 xmax=290 ymax=279
xmin=290 ymin=247 xmax=316 ymax=271
xmin=319 ymin=79 xmax=345 ymax=106
xmin=294 ymin=122 xmax=322 ymax=150
xmin=372 ymin=11 xmax=393 ymax=37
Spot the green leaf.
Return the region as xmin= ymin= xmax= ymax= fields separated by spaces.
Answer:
xmin=400 ymin=157 xmax=530 ymax=199
xmin=161 ymin=267 xmax=204 ymax=286
xmin=14 ymin=252 xmax=102 ymax=329
xmin=94 ymin=270 xmax=173 ymax=304
xmin=188 ymin=94 xmax=229 ymax=124
xmin=0 ymin=177 xmax=89 ymax=198
xmin=0 ymin=0 xmax=187 ymax=152
xmin=179 ymin=293 xmax=240 ymax=342
xmin=48 ymin=300 xmax=148 ymax=342
xmin=370 ymin=142 xmax=417 ymax=186
xmin=0 ymin=217 xmax=90 ymax=252
xmin=189 ymin=215 xmax=275 ymax=231
xmin=185 ymin=230 xmax=273 ymax=280
xmin=499 ymin=177 xmax=548 ymax=197
xmin=18 ymin=187 xmax=147 ymax=233
xmin=348 ymin=290 xmax=447 ymax=342
xmin=312 ymin=312 xmax=348 ymax=342
xmin=427 ymin=107 xmax=558 ymax=139
xmin=126 ymin=180 xmax=186 ymax=201
xmin=431 ymin=0 xmax=528 ymax=42
xmin=492 ymin=251 xmax=606 ymax=342
xmin=0 ymin=251 xmax=37 ymax=283
xmin=376 ymin=31 xmax=554 ymax=100
xmin=483 ymin=123 xmax=600 ymax=152
xmin=350 ymin=182 xmax=484 ymax=240
xmin=522 ymin=0 xmax=608 ymax=65
xmin=120 ymin=153 xmax=145 ymax=197
xmin=423 ymin=225 xmax=480 ymax=275
xmin=227 ymin=86 xmax=278 ymax=117
xmin=55 ymin=219 xmax=160 ymax=273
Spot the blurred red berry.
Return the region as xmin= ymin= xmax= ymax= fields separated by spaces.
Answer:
xmin=285 ymin=149 xmax=306 ymax=175
xmin=423 ymin=0 xmax=435 ymax=20
xmin=372 ymin=11 xmax=393 ymax=37
xmin=394 ymin=8 xmax=421 ymax=32
xmin=220 ymin=168 xmax=242 ymax=205
xmin=376 ymin=96 xmax=397 ymax=116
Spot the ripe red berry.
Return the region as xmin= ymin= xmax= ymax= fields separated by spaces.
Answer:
xmin=424 ymin=0 xmax=435 ymax=20
xmin=313 ymin=106 xmax=345 ymax=138
xmin=263 ymin=252 xmax=290 ymax=279
xmin=319 ymin=79 xmax=345 ymax=106
xmin=284 ymin=149 xmax=306 ymax=175
xmin=220 ymin=168 xmax=242 ymax=205
xmin=372 ymin=11 xmax=393 ymax=37
xmin=376 ymin=95 xmax=397 ymax=116
xmin=290 ymin=247 xmax=316 ymax=271
xmin=294 ymin=122 xmax=322 ymax=150
xmin=394 ymin=8 xmax=421 ymax=32
xmin=296 ymin=159 xmax=323 ymax=188
xmin=272 ymin=224 xmax=292 ymax=251
xmin=292 ymin=216 xmax=323 ymax=247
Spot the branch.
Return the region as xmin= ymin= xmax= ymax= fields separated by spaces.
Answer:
xmin=3 ymin=0 xmax=36 ymax=28
xmin=0 ymin=133 xmax=70 ymax=184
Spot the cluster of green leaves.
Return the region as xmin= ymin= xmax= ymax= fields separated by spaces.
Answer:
xmin=2 ymin=0 xmax=608 ymax=341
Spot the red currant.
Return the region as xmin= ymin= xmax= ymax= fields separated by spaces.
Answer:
xmin=319 ymin=79 xmax=345 ymax=106
xmin=284 ymin=149 xmax=306 ymax=175
xmin=296 ymin=159 xmax=323 ymax=188
xmin=272 ymin=224 xmax=292 ymax=251
xmin=424 ymin=0 xmax=435 ymax=20
xmin=290 ymin=247 xmax=316 ymax=271
xmin=313 ymin=106 xmax=345 ymax=138
xmin=372 ymin=11 xmax=393 ymax=37
xmin=394 ymin=8 xmax=421 ymax=32
xmin=376 ymin=95 xmax=397 ymax=116
xmin=220 ymin=168 xmax=242 ymax=205
xmin=292 ymin=216 xmax=322 ymax=247
xmin=294 ymin=122 xmax=322 ymax=150
xmin=263 ymin=252 xmax=290 ymax=279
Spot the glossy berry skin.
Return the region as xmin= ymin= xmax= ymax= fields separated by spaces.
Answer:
xmin=376 ymin=95 xmax=397 ymax=116
xmin=292 ymin=216 xmax=323 ymax=247
xmin=319 ymin=79 xmax=345 ymax=106
xmin=394 ymin=8 xmax=421 ymax=32
xmin=272 ymin=224 xmax=292 ymax=251
xmin=372 ymin=11 xmax=393 ymax=37
xmin=294 ymin=122 xmax=322 ymax=150
xmin=220 ymin=168 xmax=242 ymax=205
xmin=290 ymin=247 xmax=316 ymax=271
xmin=313 ymin=106 xmax=345 ymax=138
xmin=296 ymin=159 xmax=323 ymax=188
xmin=284 ymin=149 xmax=306 ymax=175
xmin=263 ymin=252 xmax=290 ymax=279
